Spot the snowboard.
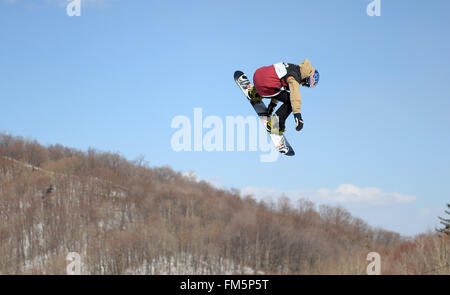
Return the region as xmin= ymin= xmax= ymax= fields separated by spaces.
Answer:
xmin=234 ymin=70 xmax=295 ymax=156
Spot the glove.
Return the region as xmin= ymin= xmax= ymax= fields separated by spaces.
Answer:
xmin=267 ymin=102 xmax=277 ymax=116
xmin=294 ymin=113 xmax=303 ymax=131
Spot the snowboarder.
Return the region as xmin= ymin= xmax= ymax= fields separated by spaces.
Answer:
xmin=248 ymin=59 xmax=320 ymax=134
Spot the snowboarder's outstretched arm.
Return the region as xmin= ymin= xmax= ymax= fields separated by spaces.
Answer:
xmin=287 ymin=76 xmax=304 ymax=131
xmin=287 ymin=76 xmax=302 ymax=114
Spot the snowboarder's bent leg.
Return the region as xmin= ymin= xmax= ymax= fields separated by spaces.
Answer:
xmin=265 ymin=91 xmax=291 ymax=134
xmin=272 ymin=92 xmax=291 ymax=131
xmin=275 ymin=103 xmax=292 ymax=131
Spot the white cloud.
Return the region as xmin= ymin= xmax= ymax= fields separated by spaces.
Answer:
xmin=241 ymin=184 xmax=417 ymax=206
xmin=182 ymin=170 xmax=226 ymax=190
xmin=181 ymin=177 xmax=437 ymax=236
xmin=240 ymin=184 xmax=431 ymax=236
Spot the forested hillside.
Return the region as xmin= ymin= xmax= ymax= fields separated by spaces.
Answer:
xmin=0 ymin=133 xmax=448 ymax=274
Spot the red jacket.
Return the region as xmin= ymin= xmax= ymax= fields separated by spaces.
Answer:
xmin=253 ymin=63 xmax=302 ymax=97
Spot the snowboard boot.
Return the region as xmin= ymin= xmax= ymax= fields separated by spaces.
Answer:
xmin=265 ymin=116 xmax=285 ymax=135
xmin=248 ymin=86 xmax=262 ymax=103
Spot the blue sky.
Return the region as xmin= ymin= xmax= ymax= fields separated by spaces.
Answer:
xmin=1 ymin=0 xmax=449 ymax=236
